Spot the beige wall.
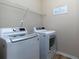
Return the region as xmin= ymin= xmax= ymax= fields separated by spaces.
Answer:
xmin=2 ymin=0 xmax=42 ymax=13
xmin=42 ymin=0 xmax=79 ymax=57
xmin=0 ymin=2 xmax=42 ymax=33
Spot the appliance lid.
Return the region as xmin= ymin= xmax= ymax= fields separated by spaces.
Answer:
xmin=9 ymin=33 xmax=38 ymax=43
xmin=43 ymin=31 xmax=56 ymax=34
xmin=35 ymin=30 xmax=56 ymax=34
xmin=34 ymin=30 xmax=47 ymax=32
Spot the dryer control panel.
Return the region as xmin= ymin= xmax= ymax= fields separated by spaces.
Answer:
xmin=34 ymin=27 xmax=45 ymax=30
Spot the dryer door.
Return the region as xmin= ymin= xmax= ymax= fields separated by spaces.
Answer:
xmin=49 ymin=35 xmax=56 ymax=50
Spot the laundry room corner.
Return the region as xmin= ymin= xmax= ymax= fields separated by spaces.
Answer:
xmin=0 ymin=0 xmax=79 ymax=59
xmin=42 ymin=0 xmax=79 ymax=58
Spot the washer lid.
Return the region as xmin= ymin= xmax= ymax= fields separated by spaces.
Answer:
xmin=10 ymin=33 xmax=38 ymax=43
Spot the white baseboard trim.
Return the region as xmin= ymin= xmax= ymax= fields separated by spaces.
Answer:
xmin=56 ymin=51 xmax=78 ymax=59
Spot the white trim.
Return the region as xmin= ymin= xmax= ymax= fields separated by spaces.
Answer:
xmin=0 ymin=0 xmax=44 ymax=16
xmin=56 ymin=51 xmax=78 ymax=59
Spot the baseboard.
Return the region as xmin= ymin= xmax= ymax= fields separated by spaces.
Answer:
xmin=56 ymin=51 xmax=78 ymax=59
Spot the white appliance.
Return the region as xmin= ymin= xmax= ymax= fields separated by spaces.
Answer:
xmin=34 ymin=27 xmax=57 ymax=59
xmin=0 ymin=27 xmax=39 ymax=59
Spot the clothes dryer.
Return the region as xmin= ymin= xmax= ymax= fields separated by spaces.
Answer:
xmin=34 ymin=27 xmax=57 ymax=59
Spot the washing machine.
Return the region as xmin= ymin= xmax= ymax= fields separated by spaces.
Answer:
xmin=34 ymin=27 xmax=57 ymax=59
xmin=0 ymin=27 xmax=39 ymax=59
